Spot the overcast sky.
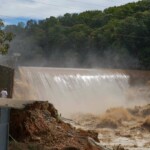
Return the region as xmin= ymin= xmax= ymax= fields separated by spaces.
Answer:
xmin=0 ymin=0 xmax=140 ymax=25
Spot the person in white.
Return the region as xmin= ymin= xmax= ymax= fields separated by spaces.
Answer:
xmin=1 ymin=89 xmax=8 ymax=98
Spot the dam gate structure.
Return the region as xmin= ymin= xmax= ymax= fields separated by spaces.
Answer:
xmin=13 ymin=67 xmax=150 ymax=117
xmin=0 ymin=65 xmax=14 ymax=150
xmin=0 ymin=108 xmax=10 ymax=150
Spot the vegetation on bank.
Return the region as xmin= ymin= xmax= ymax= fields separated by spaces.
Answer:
xmin=0 ymin=20 xmax=13 ymax=54
xmin=4 ymin=0 xmax=150 ymax=69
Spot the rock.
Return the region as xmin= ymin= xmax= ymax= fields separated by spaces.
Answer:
xmin=76 ymin=129 xmax=99 ymax=142
xmin=88 ymin=137 xmax=111 ymax=150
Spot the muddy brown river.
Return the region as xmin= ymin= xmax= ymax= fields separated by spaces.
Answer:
xmin=13 ymin=67 xmax=150 ymax=149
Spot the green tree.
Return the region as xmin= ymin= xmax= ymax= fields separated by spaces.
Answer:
xmin=4 ymin=0 xmax=150 ymax=69
xmin=0 ymin=19 xmax=13 ymax=54
xmin=139 ymin=47 xmax=150 ymax=69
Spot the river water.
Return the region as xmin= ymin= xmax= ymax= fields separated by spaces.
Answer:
xmin=13 ymin=67 xmax=150 ymax=149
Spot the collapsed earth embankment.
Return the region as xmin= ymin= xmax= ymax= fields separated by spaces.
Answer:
xmin=9 ymin=101 xmax=102 ymax=150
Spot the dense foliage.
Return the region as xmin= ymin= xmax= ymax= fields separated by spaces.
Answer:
xmin=0 ymin=20 xmax=13 ymax=54
xmin=4 ymin=0 xmax=150 ymax=69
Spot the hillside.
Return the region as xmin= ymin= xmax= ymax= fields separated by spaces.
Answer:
xmin=5 ymin=0 xmax=150 ymax=69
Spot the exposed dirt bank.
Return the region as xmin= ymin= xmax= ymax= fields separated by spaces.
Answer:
xmin=9 ymin=101 xmax=102 ymax=150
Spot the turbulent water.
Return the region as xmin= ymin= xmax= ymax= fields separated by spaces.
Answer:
xmin=13 ymin=67 xmax=132 ymax=116
xmin=13 ymin=67 xmax=150 ymax=149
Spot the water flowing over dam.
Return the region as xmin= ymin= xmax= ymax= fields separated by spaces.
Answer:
xmin=13 ymin=67 xmax=148 ymax=117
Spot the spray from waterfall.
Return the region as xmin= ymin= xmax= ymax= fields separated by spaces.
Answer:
xmin=13 ymin=67 xmax=149 ymax=117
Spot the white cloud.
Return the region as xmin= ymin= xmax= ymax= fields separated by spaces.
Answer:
xmin=0 ymin=0 xmax=140 ymax=19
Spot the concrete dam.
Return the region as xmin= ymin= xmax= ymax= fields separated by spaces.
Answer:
xmin=13 ymin=67 xmax=150 ymax=117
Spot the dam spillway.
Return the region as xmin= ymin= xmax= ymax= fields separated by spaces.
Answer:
xmin=13 ymin=67 xmax=133 ymax=116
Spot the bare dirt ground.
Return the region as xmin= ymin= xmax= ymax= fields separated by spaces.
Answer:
xmin=9 ymin=101 xmax=102 ymax=150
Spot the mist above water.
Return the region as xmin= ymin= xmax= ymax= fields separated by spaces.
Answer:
xmin=13 ymin=67 xmax=137 ymax=117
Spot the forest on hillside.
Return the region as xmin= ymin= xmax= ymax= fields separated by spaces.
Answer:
xmin=4 ymin=0 xmax=150 ymax=69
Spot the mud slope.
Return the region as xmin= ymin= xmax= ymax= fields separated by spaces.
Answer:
xmin=9 ymin=101 xmax=101 ymax=150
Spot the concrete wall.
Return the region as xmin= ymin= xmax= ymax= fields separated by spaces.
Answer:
xmin=0 ymin=65 xmax=14 ymax=98
xmin=0 ymin=108 xmax=10 ymax=150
